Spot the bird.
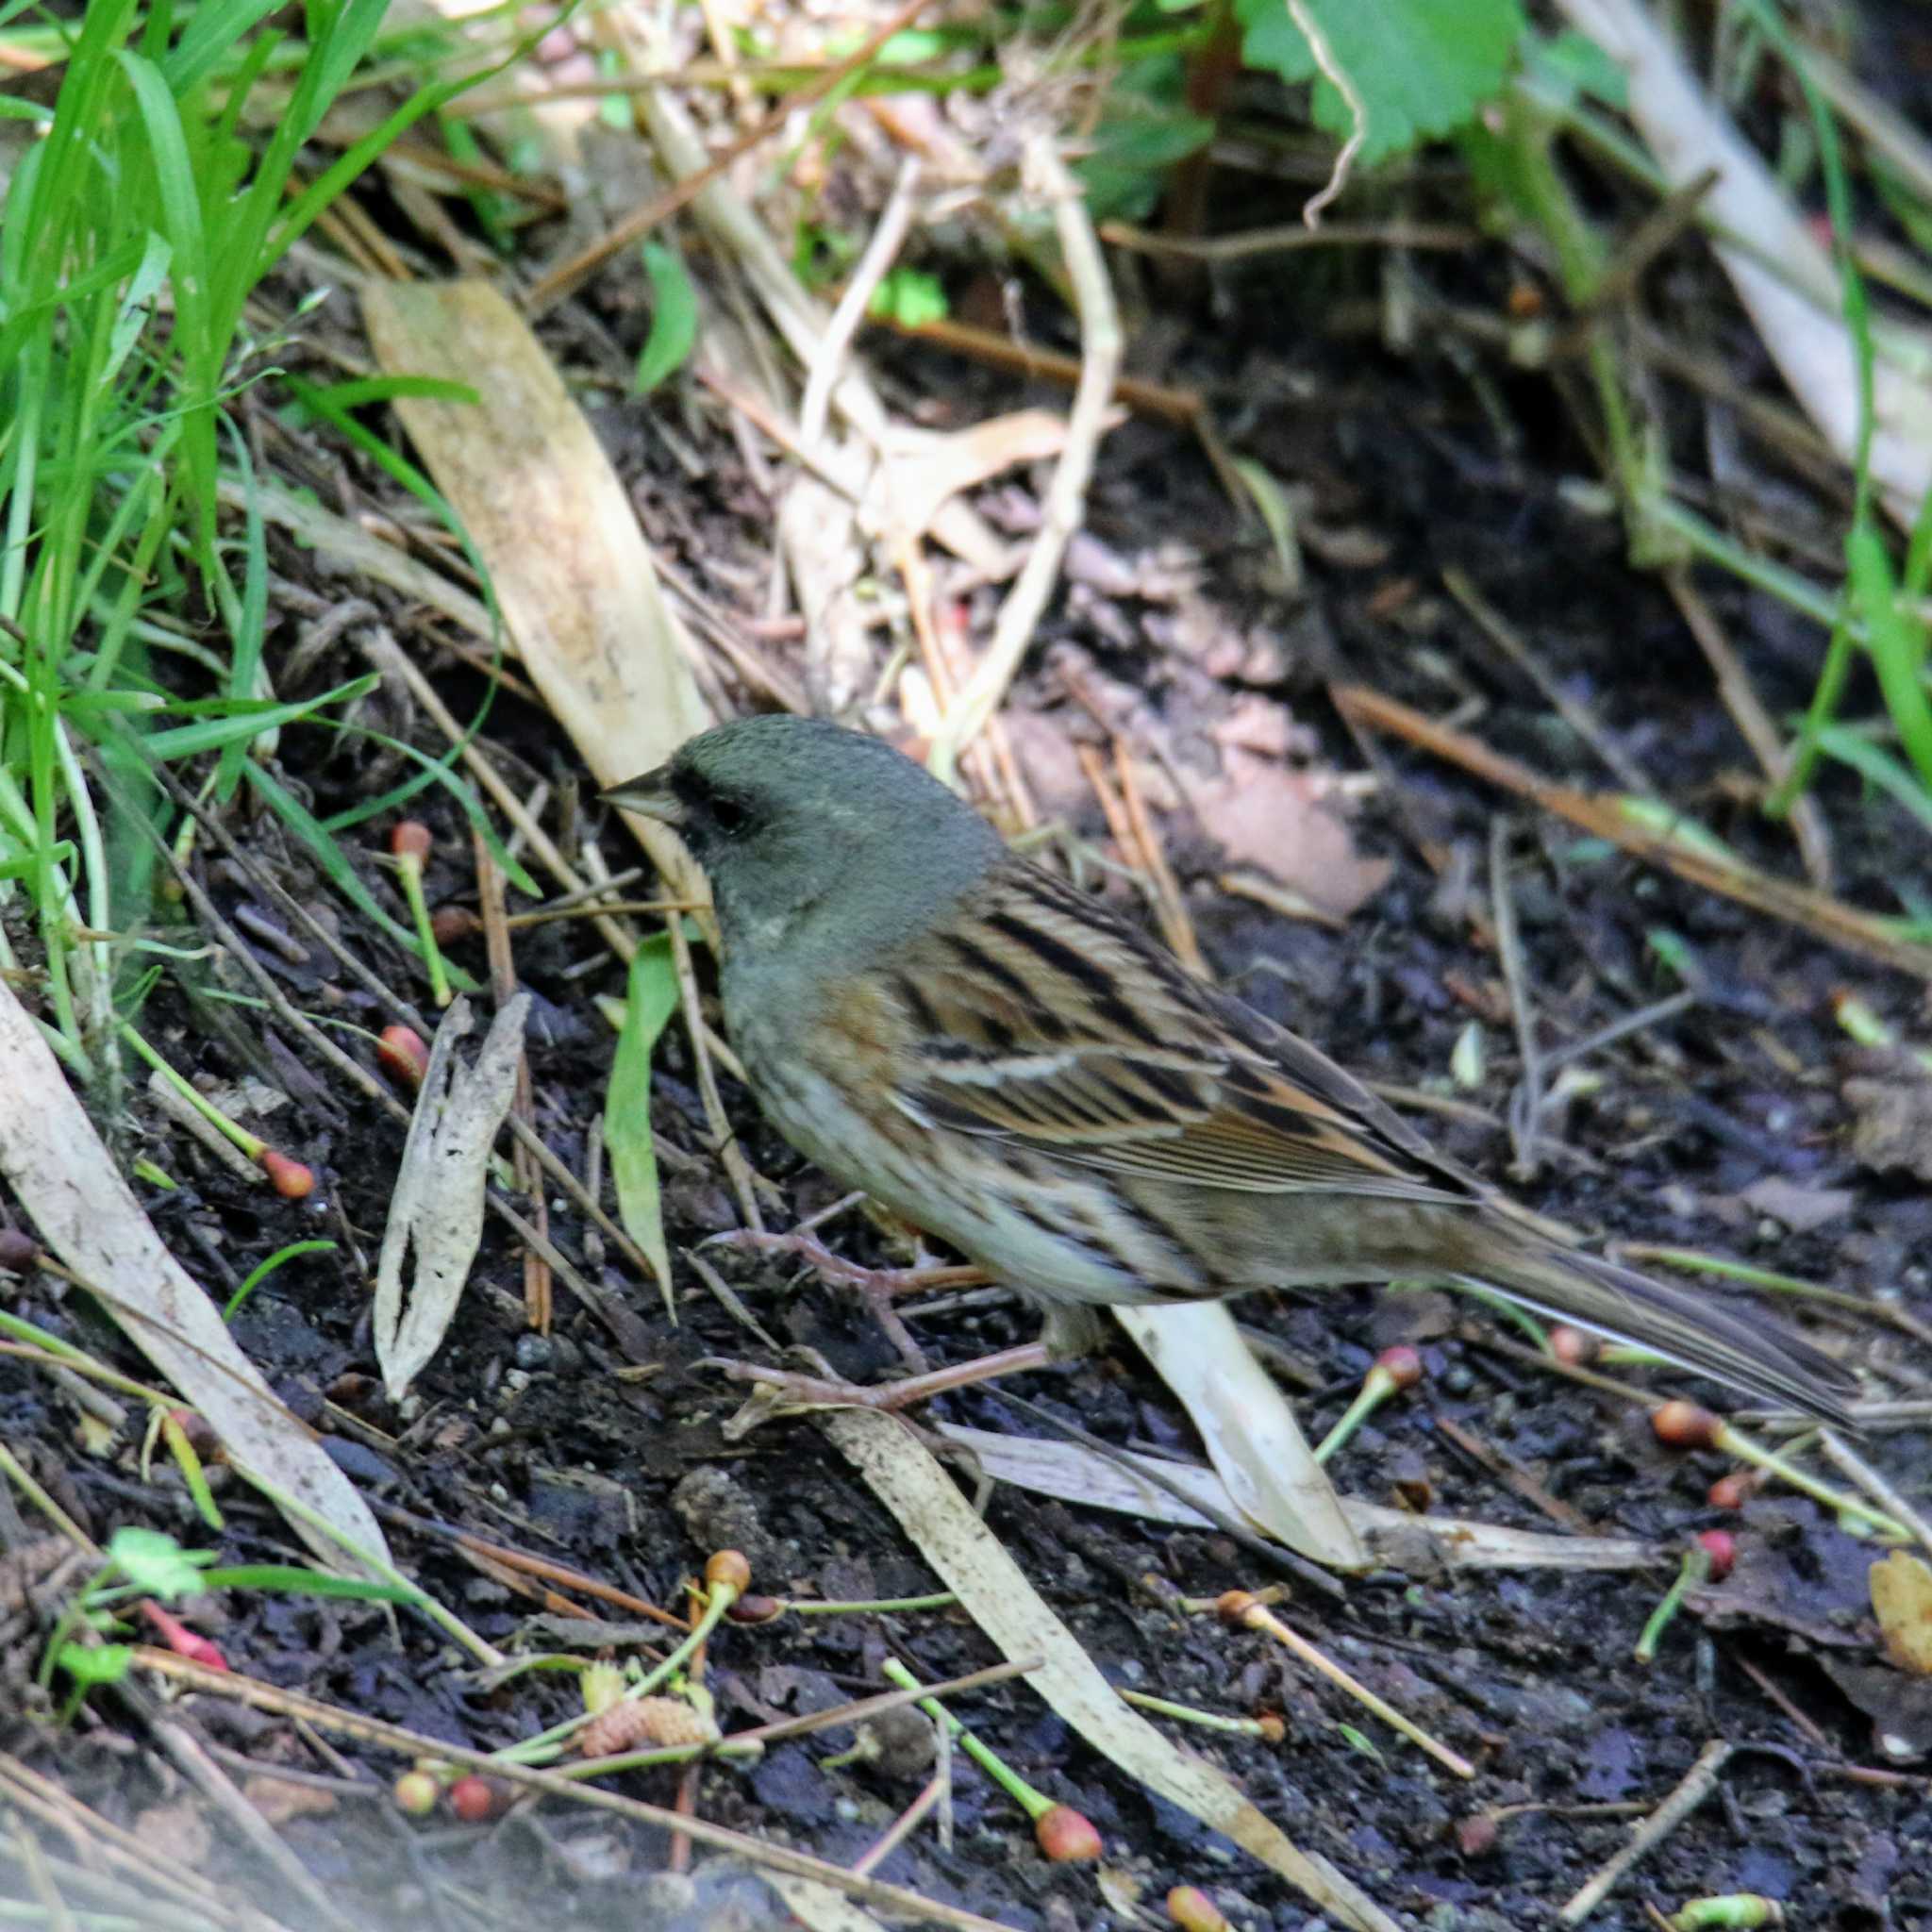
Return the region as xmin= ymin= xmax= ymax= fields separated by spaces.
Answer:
xmin=605 ymin=714 xmax=1859 ymax=1424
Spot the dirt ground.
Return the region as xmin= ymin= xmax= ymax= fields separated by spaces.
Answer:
xmin=7 ymin=110 xmax=1932 ymax=1932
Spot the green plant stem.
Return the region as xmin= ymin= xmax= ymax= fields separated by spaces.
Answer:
xmin=788 ymin=1591 xmax=959 ymax=1615
xmin=392 ymin=851 xmax=452 ymax=1007
xmin=118 ymin=1023 xmax=265 ymax=1160
xmin=498 ymin=1573 xmax=741 ymax=1767
xmin=227 ymin=1457 xmax=505 ymax=1669
xmin=1711 ymin=1422 xmax=1907 ymax=1540
xmin=1119 ymin=1690 xmax=1271 ymax=1737
xmin=1633 ymin=1544 xmax=1709 ymax=1663
xmin=879 ymin=1657 xmax=1052 ymax=1819
xmin=1313 ymin=1365 xmax=1397 ymax=1463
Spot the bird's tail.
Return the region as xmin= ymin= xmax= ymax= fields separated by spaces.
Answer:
xmin=1464 ymin=1246 xmax=1860 ymax=1424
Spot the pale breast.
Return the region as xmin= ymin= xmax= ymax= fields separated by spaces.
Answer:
xmin=728 ymin=988 xmax=1163 ymax=1308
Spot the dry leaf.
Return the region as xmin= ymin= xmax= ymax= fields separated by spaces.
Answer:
xmin=934 ymin=1424 xmax=1658 ymax=1572
xmin=360 ymin=279 xmax=712 ymax=905
xmin=131 ymin=1797 xmax=211 ymax=1867
xmin=1114 ymin=1303 xmax=1365 ymax=1570
xmin=242 ymin=1774 xmax=340 ymax=1826
xmin=375 ymin=995 xmax=529 ymax=1402
xmin=1872 ymin=1551 xmax=1932 ymax=1675
xmin=0 ymin=981 xmax=390 ymax=1572
xmin=824 ymin=1409 xmax=1401 ymax=1932
xmin=1189 ymin=746 xmax=1390 ymax=919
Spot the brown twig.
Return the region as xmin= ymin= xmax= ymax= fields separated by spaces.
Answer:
xmin=1557 ymin=1740 xmax=1733 ymax=1923
xmin=132 ymin=1650 xmax=1023 ymax=1932
xmin=1332 ymin=685 xmax=1932 ymax=980
xmin=525 ymin=0 xmax=938 ymax=315
xmin=1665 ymin=567 xmax=1834 ymax=889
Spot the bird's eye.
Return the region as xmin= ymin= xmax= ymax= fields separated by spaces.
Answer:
xmin=707 ymin=792 xmax=751 ymax=838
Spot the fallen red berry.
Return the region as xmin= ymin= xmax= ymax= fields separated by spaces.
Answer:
xmin=447 ymin=1774 xmax=509 ymax=1823
xmin=1696 ymin=1529 xmax=1737 ymax=1581
xmin=392 ymin=1771 xmax=440 ymax=1818
xmin=1167 ymin=1886 xmax=1229 ymax=1932
xmin=376 ymin=1024 xmax=430 ymax=1088
xmin=390 ymin=821 xmax=432 ymax=863
xmin=1034 ymin=1803 xmax=1102 ymax=1862
xmin=1652 ymin=1400 xmax=1721 ymax=1452
xmin=1548 ymin=1325 xmax=1596 ymax=1366
xmin=1375 ymin=1344 xmax=1424 ymax=1391
xmin=258 ymin=1148 xmax=315 ymax=1199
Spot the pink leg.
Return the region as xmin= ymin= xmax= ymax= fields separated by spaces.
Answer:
xmin=702 ymin=1341 xmax=1056 ymax=1417
xmin=711 ymin=1228 xmax=988 ymax=1373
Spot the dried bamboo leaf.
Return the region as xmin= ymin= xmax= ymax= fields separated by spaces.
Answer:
xmin=375 ymin=995 xmax=529 ymax=1401
xmin=824 ymin=1408 xmax=1401 ymax=1932
xmin=936 ymin=1424 xmax=1658 ymax=1573
xmin=0 ymin=981 xmax=389 ymax=1570
xmin=1116 ymin=1303 xmax=1367 ymax=1570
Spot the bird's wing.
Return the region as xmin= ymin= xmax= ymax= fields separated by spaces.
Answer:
xmin=883 ymin=858 xmax=1473 ymax=1206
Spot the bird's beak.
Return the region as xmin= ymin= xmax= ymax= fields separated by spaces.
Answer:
xmin=601 ymin=764 xmax=684 ymax=827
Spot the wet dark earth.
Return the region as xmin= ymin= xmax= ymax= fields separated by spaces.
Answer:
xmin=6 ymin=219 xmax=1932 ymax=1932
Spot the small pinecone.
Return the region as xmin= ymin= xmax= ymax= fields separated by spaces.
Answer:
xmin=578 ymin=1696 xmax=718 ymax=1757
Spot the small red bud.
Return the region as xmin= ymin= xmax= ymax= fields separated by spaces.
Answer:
xmin=392 ymin=1771 xmax=440 ymax=1817
xmin=390 ymin=821 xmax=432 ymax=863
xmin=258 ymin=1148 xmax=315 ymax=1199
xmin=704 ymin=1549 xmax=751 ymax=1595
xmin=447 ymin=1774 xmax=509 ymax=1823
xmin=727 ymin=1592 xmax=786 ymax=1625
xmin=0 ymin=1226 xmax=39 ymax=1273
xmin=1034 ymin=1803 xmax=1102 ymax=1862
xmin=139 ymin=1600 xmax=225 ymax=1671
xmin=1256 ymin=1712 xmax=1286 ymax=1744
xmin=1167 ymin=1886 xmax=1229 ymax=1932
xmin=1652 ymin=1400 xmax=1722 ymax=1452
xmin=1215 ymin=1590 xmax=1260 ymax=1629
xmin=1455 ymin=1812 xmax=1500 ymax=1857
xmin=1548 ymin=1324 xmax=1597 ymax=1366
xmin=430 ymin=906 xmax=481 ymax=945
xmin=1696 ymin=1529 xmax=1737 ymax=1581
xmin=376 ymin=1024 xmax=430 ymax=1088
xmin=1707 ymin=1473 xmax=1750 ymax=1510
xmin=1374 ymin=1344 xmax=1424 ymax=1391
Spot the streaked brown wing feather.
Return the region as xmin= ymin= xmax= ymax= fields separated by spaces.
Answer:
xmin=891 ymin=858 xmax=1470 ymax=1206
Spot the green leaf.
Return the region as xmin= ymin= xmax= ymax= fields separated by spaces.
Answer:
xmin=1519 ymin=26 xmax=1625 ymax=115
xmin=195 ymin=1565 xmax=419 ymax=1603
xmin=635 ymin=242 xmax=699 ymax=395
xmin=58 ymin=1642 xmax=135 ymax=1688
xmin=1237 ymin=0 xmax=1528 ymax=167
xmin=605 ymin=936 xmax=683 ymax=1314
xmin=107 ymin=1525 xmax=214 ymax=1598
xmin=870 ymin=268 xmax=949 ymax=328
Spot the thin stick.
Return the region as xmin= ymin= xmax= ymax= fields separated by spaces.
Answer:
xmin=1227 ymin=1596 xmax=1475 ymax=1779
xmin=1332 ymin=684 xmax=1932 ymax=980
xmin=1666 ymin=567 xmax=1833 ymax=889
xmin=1489 ymin=820 xmax=1545 ymax=1180
xmin=133 ymin=1650 xmax=1023 ymax=1932
xmin=930 ymin=133 xmax=1122 ymax=777
xmin=525 ymin=0 xmax=937 ymax=314
xmin=1557 ymin=1740 xmax=1732 ymax=1924
xmin=1101 ymin=219 xmax=1477 ymax=261
xmin=802 ymin=157 xmax=923 ymax=447
xmin=1821 ymin=1428 xmax=1932 ymax=1558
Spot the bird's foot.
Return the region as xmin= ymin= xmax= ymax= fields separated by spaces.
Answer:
xmin=702 ymin=1341 xmax=1055 ymax=1439
xmin=708 ymin=1228 xmax=988 ymax=1374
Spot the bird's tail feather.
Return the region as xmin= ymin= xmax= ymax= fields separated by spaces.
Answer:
xmin=1463 ymin=1248 xmax=1859 ymax=1424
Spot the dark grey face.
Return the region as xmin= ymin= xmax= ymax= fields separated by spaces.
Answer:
xmin=604 ymin=716 xmax=1004 ymax=968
